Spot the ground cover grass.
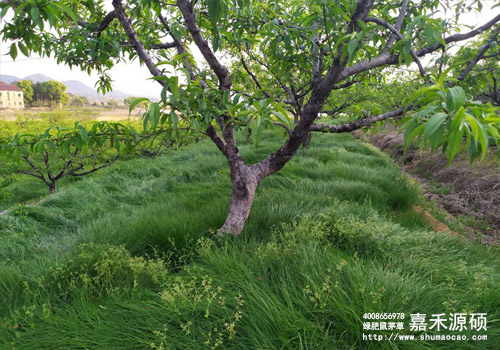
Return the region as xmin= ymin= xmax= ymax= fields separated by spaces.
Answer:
xmin=0 ymin=106 xmax=140 ymax=122
xmin=0 ymin=130 xmax=498 ymax=349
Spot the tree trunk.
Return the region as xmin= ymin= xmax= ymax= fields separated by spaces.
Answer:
xmin=217 ymin=164 xmax=259 ymax=236
xmin=303 ymin=130 xmax=312 ymax=149
xmin=48 ymin=182 xmax=56 ymax=193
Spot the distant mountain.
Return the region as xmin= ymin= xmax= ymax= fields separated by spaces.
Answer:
xmin=63 ymin=80 xmax=98 ymax=97
xmin=23 ymin=73 xmax=53 ymax=83
xmin=0 ymin=74 xmax=21 ymax=84
xmin=104 ymin=90 xmax=131 ymax=98
xmin=0 ymin=73 xmax=135 ymax=98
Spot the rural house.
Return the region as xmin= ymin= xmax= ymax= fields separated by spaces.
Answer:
xmin=0 ymin=81 xmax=24 ymax=109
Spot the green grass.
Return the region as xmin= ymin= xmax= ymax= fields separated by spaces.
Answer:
xmin=0 ymin=131 xmax=498 ymax=349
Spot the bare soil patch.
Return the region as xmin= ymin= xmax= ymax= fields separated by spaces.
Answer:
xmin=95 ymin=108 xmax=143 ymax=121
xmin=356 ymin=130 xmax=500 ymax=244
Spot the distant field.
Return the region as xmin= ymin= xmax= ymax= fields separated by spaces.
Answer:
xmin=0 ymin=106 xmax=144 ymax=121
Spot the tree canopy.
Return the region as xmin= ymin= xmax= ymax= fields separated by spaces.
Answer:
xmin=13 ymin=79 xmax=34 ymax=106
xmin=1 ymin=0 xmax=500 ymax=235
xmin=31 ymin=80 xmax=71 ymax=106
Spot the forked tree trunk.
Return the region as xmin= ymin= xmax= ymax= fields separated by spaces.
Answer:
xmin=217 ymin=164 xmax=260 ymax=236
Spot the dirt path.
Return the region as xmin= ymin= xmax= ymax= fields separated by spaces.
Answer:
xmin=356 ymin=130 xmax=500 ymax=245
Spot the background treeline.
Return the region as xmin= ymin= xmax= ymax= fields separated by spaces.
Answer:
xmin=14 ymin=80 xmax=70 ymax=107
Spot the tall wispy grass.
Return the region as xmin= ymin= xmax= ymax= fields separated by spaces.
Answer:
xmin=0 ymin=131 xmax=498 ymax=349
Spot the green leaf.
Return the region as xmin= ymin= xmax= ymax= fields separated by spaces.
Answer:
xmin=271 ymin=111 xmax=289 ymax=125
xmin=404 ymin=124 xmax=425 ymax=151
xmin=33 ymin=141 xmax=45 ymax=154
xmin=450 ymin=106 xmax=465 ymax=131
xmin=150 ymin=76 xmax=171 ymax=82
xmin=424 ymin=112 xmax=447 ymax=137
xmin=270 ymin=19 xmax=277 ymax=31
xmin=347 ymin=37 xmax=358 ymax=62
xmin=428 ymin=124 xmax=444 ymax=151
xmin=170 ymin=110 xmax=179 ymax=129
xmin=52 ymin=1 xmax=79 ymax=24
xmin=169 ymin=76 xmax=179 ymax=100
xmin=212 ymin=34 xmax=220 ymax=52
xmin=283 ymin=34 xmax=291 ymax=48
xmin=12 ymin=148 xmax=20 ymax=163
xmin=466 ymin=114 xmax=488 ymax=160
xmin=446 ymin=128 xmax=464 ymax=164
xmin=149 ymin=103 xmax=160 ymax=129
xmin=18 ymin=42 xmax=29 ymax=57
xmin=10 ymin=44 xmax=18 ymax=60
xmin=129 ymin=97 xmax=149 ymax=115
xmin=31 ymin=6 xmax=40 ymax=24
xmin=161 ymin=85 xmax=168 ymax=105
xmin=78 ymin=126 xmax=88 ymax=142
xmin=152 ymin=61 xmax=174 ymax=69
xmin=143 ymin=112 xmax=150 ymax=131
xmin=465 ymin=114 xmax=479 ymax=140
xmin=436 ymin=67 xmax=454 ymax=87
xmin=0 ymin=6 xmax=9 ymax=18
xmin=413 ymin=105 xmax=439 ymax=119
xmin=14 ymin=2 xmax=29 ymax=19
xmin=207 ymin=0 xmax=222 ymax=27
xmin=406 ymin=85 xmax=440 ymax=105
xmin=485 ymin=124 xmax=500 ymax=142
xmin=446 ymin=86 xmax=465 ymax=112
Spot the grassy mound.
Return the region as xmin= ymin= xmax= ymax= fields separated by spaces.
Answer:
xmin=0 ymin=132 xmax=498 ymax=349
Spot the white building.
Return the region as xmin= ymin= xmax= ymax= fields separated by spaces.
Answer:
xmin=0 ymin=81 xmax=24 ymax=109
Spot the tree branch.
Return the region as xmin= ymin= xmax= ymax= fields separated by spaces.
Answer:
xmin=312 ymin=28 xmax=323 ymax=84
xmin=417 ymin=13 xmax=500 ymax=56
xmin=272 ymin=122 xmax=293 ymax=137
xmin=457 ymin=27 xmax=500 ymax=81
xmin=253 ymin=0 xmax=376 ymax=179
xmin=240 ymin=55 xmax=269 ymax=97
xmin=69 ymin=156 xmax=119 ymax=177
xmin=338 ymin=13 xmax=500 ymax=82
xmin=320 ymin=100 xmax=349 ymax=117
xmin=206 ymin=125 xmax=228 ymax=155
xmin=484 ymin=51 xmax=500 ymax=59
xmin=333 ymin=80 xmax=359 ymax=90
xmin=158 ymin=14 xmax=202 ymax=86
xmin=78 ymin=10 xmax=117 ymax=35
xmin=177 ymin=0 xmax=231 ymax=91
xmin=365 ymin=16 xmax=426 ymax=77
xmin=152 ymin=41 xmax=177 ymax=50
xmin=384 ymin=0 xmax=409 ymax=52
xmin=319 ymin=0 xmax=376 ymax=93
xmin=112 ymin=0 xmax=165 ymax=86
xmin=310 ymin=106 xmax=411 ymax=133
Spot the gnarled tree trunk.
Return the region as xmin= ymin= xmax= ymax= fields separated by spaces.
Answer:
xmin=217 ymin=162 xmax=260 ymax=236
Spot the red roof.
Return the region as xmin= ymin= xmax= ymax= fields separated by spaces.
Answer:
xmin=0 ymin=81 xmax=22 ymax=92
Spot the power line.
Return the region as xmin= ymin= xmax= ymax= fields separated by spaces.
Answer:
xmin=0 ymin=57 xmax=46 ymax=64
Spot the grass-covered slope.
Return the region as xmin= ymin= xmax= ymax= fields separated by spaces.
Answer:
xmin=0 ymin=132 xmax=498 ymax=349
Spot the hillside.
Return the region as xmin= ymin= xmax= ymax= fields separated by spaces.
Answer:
xmin=0 ymin=74 xmax=20 ymax=84
xmin=0 ymin=131 xmax=498 ymax=349
xmin=63 ymin=79 xmax=99 ymax=97
xmin=23 ymin=73 xmax=52 ymax=83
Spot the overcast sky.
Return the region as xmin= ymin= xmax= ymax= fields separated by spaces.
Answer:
xmin=0 ymin=1 xmax=497 ymax=98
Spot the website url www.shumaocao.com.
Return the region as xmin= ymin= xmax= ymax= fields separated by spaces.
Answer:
xmin=362 ymin=312 xmax=488 ymax=342
xmin=363 ymin=333 xmax=488 ymax=341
